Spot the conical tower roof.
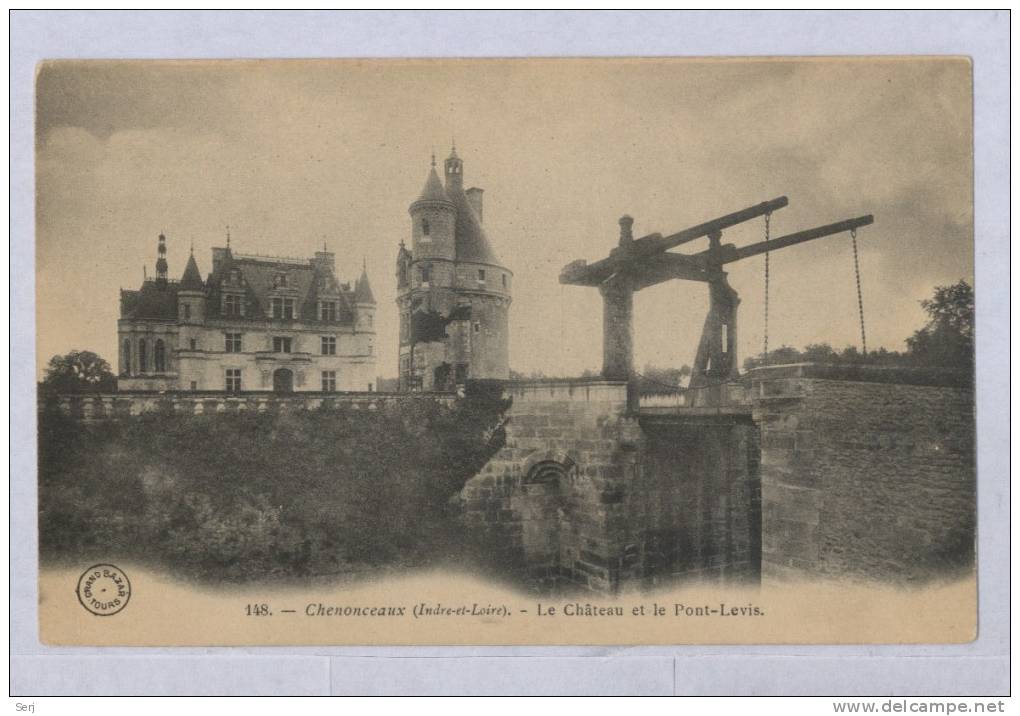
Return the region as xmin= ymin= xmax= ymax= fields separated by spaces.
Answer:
xmin=442 ymin=150 xmax=500 ymax=265
xmin=179 ymin=251 xmax=205 ymax=291
xmin=354 ymin=261 xmax=375 ymax=304
xmin=413 ymin=164 xmax=452 ymax=206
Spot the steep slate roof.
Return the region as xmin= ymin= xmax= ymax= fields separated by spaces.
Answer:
xmin=204 ymin=249 xmax=358 ymax=324
xmin=119 ymin=281 xmax=179 ymax=320
xmin=179 ymin=253 xmax=204 ymax=290
xmin=448 ymin=182 xmax=501 ymax=266
xmin=354 ymin=266 xmax=376 ymax=304
xmin=304 ymin=267 xmax=355 ymax=322
xmin=415 ymin=165 xmax=452 ymax=205
xmin=233 ymin=258 xmax=317 ymax=315
xmin=123 ymin=246 xmax=364 ymax=325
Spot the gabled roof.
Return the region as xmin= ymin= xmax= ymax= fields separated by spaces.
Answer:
xmin=205 ymin=249 xmax=360 ymax=324
xmin=124 ymin=246 xmax=369 ymax=324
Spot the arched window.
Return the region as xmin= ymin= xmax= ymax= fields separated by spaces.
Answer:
xmin=422 ymin=219 xmax=430 ymax=236
xmin=154 ymin=339 xmax=166 ymax=373
xmin=122 ymin=339 xmax=131 ymax=376
xmin=138 ymin=339 xmax=147 ymax=373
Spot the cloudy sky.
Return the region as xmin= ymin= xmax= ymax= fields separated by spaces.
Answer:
xmin=36 ymin=58 xmax=972 ymax=379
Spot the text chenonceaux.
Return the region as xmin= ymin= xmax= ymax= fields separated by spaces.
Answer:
xmin=300 ymin=602 xmax=764 ymax=618
xmin=304 ymin=603 xmax=511 ymax=618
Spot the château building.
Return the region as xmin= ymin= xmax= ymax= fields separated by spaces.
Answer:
xmin=396 ymin=147 xmax=512 ymax=390
xmin=118 ymin=234 xmax=377 ymax=393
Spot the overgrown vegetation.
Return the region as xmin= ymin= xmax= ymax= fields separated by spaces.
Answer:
xmin=38 ymin=349 xmax=117 ymax=396
xmin=744 ymin=280 xmax=974 ymax=374
xmin=38 ymin=382 xmax=510 ymax=583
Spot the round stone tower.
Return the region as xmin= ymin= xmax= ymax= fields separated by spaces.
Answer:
xmin=397 ymin=147 xmax=512 ymax=391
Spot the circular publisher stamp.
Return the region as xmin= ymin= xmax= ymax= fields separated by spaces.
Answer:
xmin=76 ymin=564 xmax=131 ymax=616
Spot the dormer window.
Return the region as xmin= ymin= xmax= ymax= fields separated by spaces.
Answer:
xmin=320 ymin=301 xmax=338 ymax=322
xmin=223 ymin=293 xmax=243 ymax=317
xmin=273 ymin=272 xmax=288 ymax=289
xmin=271 ymin=297 xmax=295 ymax=319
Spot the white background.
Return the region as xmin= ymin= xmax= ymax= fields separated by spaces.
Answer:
xmin=8 ymin=10 xmax=1010 ymax=697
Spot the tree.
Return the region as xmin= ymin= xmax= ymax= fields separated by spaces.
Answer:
xmin=636 ymin=363 xmax=692 ymax=392
xmin=40 ymin=350 xmax=116 ymax=395
xmin=802 ymin=343 xmax=839 ymax=363
xmin=906 ymin=280 xmax=974 ymax=372
xmin=743 ymin=345 xmax=804 ymax=371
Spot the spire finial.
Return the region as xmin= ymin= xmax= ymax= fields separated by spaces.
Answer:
xmin=226 ymin=224 xmax=231 ymax=248
xmin=190 ymin=240 xmax=194 ymax=256
xmin=619 ymin=215 xmax=634 ymax=245
xmin=362 ymin=256 xmax=367 ymax=273
xmin=430 ymin=149 xmax=436 ymax=168
xmin=156 ymin=232 xmax=169 ymax=280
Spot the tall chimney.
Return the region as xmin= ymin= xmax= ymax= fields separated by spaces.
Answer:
xmin=466 ymin=187 xmax=484 ymax=223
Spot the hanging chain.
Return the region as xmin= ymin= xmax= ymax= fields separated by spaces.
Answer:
xmin=763 ymin=212 xmax=771 ymax=365
xmin=850 ymin=228 xmax=867 ymax=358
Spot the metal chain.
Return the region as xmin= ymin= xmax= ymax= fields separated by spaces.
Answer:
xmin=851 ymin=228 xmax=867 ymax=357
xmin=763 ymin=212 xmax=771 ymax=365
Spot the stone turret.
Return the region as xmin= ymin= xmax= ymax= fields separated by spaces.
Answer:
xmin=354 ymin=259 xmax=376 ymax=344
xmin=177 ymin=248 xmax=206 ymax=324
xmin=396 ymin=147 xmax=512 ymax=391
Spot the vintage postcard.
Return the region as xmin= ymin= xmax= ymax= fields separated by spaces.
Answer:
xmin=35 ymin=57 xmax=975 ymax=645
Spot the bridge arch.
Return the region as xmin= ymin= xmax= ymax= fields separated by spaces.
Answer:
xmin=520 ymin=449 xmax=576 ymax=486
xmin=510 ymin=450 xmax=577 ymax=586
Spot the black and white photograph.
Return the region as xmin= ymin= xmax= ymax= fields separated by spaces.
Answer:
xmin=28 ymin=54 xmax=983 ymax=649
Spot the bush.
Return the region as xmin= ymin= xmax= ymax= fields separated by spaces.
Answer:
xmin=38 ymin=385 xmax=510 ymax=583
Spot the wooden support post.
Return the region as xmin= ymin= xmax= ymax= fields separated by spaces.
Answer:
xmin=690 ymin=231 xmax=742 ymax=389
xmin=600 ymin=277 xmax=634 ymax=382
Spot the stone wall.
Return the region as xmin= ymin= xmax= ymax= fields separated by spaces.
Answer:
xmin=460 ymin=379 xmax=760 ymax=593
xmin=460 ymin=380 xmax=641 ymax=592
xmin=750 ymin=364 xmax=975 ymax=583
xmin=49 ymin=390 xmax=456 ymax=422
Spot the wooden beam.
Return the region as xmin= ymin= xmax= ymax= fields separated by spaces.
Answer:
xmin=559 ymin=196 xmax=789 ymax=286
xmin=626 ymin=253 xmax=712 ymax=291
xmin=717 ymin=215 xmax=874 ymax=264
xmin=633 ymin=196 xmax=789 ymax=254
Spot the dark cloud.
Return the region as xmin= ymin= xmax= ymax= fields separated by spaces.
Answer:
xmin=36 ymin=61 xmax=235 ymax=140
xmin=35 ymin=59 xmax=973 ymax=377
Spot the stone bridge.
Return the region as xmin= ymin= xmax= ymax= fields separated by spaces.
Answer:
xmin=460 ymin=364 xmax=974 ymax=593
xmin=51 ymin=365 xmax=974 ymax=594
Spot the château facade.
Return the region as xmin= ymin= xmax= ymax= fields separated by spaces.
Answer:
xmin=118 ymin=234 xmax=377 ymax=393
xmin=396 ymin=147 xmax=512 ymax=390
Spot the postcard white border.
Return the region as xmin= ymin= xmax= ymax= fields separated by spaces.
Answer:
xmin=9 ymin=9 xmax=1009 ymax=696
